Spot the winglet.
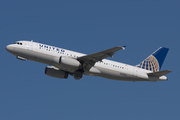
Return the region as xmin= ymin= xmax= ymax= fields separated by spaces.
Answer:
xmin=122 ymin=45 xmax=126 ymax=50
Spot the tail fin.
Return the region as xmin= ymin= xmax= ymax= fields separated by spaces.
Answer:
xmin=136 ymin=47 xmax=169 ymax=72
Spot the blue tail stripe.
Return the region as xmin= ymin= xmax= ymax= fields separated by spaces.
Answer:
xmin=152 ymin=47 xmax=169 ymax=70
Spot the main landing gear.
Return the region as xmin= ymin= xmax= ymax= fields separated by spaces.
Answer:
xmin=73 ymin=70 xmax=84 ymax=80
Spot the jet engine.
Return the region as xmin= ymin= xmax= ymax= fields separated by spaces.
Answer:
xmin=45 ymin=66 xmax=68 ymax=79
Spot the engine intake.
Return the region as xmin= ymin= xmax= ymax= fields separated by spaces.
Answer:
xmin=45 ymin=66 xmax=68 ymax=79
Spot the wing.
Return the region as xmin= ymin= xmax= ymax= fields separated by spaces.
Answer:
xmin=78 ymin=46 xmax=125 ymax=65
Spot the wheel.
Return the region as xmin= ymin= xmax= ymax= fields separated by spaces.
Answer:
xmin=74 ymin=71 xmax=83 ymax=80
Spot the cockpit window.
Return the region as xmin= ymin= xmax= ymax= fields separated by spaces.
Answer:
xmin=14 ymin=42 xmax=22 ymax=45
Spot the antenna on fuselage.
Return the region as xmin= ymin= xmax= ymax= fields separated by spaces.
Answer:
xmin=31 ymin=40 xmax=33 ymax=42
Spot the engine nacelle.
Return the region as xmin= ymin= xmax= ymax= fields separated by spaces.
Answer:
xmin=45 ymin=66 xmax=68 ymax=79
xmin=53 ymin=56 xmax=81 ymax=68
xmin=60 ymin=56 xmax=81 ymax=67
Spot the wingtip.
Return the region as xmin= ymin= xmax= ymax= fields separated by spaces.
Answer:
xmin=122 ymin=45 xmax=126 ymax=50
xmin=116 ymin=46 xmax=126 ymax=50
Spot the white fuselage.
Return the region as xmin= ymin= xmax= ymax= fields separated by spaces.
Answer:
xmin=6 ymin=41 xmax=167 ymax=81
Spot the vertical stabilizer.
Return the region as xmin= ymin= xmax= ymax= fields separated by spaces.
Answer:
xmin=136 ymin=47 xmax=169 ymax=72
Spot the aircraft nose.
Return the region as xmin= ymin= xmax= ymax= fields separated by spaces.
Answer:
xmin=6 ymin=45 xmax=14 ymax=53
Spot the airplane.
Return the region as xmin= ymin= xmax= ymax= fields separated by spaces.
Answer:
xmin=6 ymin=40 xmax=172 ymax=82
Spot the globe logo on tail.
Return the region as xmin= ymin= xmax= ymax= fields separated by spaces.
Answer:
xmin=136 ymin=55 xmax=159 ymax=72
xmin=136 ymin=47 xmax=169 ymax=72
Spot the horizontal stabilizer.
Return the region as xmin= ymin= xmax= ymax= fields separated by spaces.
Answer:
xmin=147 ymin=70 xmax=172 ymax=77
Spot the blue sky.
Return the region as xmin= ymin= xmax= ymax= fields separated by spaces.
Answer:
xmin=1 ymin=0 xmax=180 ymax=120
